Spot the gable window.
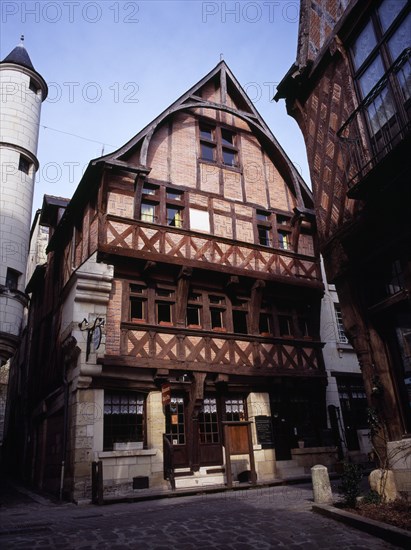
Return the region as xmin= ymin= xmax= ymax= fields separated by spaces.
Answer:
xmin=141 ymin=201 xmax=157 ymax=223
xmin=257 ymin=210 xmax=272 ymax=246
xmin=166 ymin=206 xmax=183 ymax=228
xmin=104 ymin=391 xmax=145 ymax=451
xmin=139 ymin=184 xmax=185 ymax=228
xmin=199 ymin=121 xmax=238 ymax=167
xmin=129 ymin=284 xmax=147 ymax=322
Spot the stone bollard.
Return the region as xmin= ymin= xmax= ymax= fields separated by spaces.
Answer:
xmin=311 ymin=464 xmax=333 ymax=504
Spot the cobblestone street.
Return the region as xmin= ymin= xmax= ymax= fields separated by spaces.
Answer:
xmin=0 ymin=481 xmax=402 ymax=549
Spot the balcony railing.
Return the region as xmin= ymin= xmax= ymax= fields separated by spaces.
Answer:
xmin=338 ymin=48 xmax=411 ymax=190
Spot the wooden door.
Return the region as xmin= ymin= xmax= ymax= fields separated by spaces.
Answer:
xmin=166 ymin=396 xmax=189 ymax=468
xmin=198 ymin=397 xmax=223 ymax=466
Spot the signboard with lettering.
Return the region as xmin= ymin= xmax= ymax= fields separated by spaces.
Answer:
xmin=161 ymin=383 xmax=171 ymax=407
xmin=255 ymin=415 xmax=275 ymax=448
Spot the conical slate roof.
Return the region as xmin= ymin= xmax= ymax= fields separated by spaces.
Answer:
xmin=1 ymin=36 xmax=35 ymax=70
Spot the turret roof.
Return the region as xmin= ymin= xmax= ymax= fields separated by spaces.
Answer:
xmin=1 ymin=36 xmax=35 ymax=70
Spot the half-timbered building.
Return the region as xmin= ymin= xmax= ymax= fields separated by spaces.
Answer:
xmin=9 ymin=62 xmax=326 ymax=500
xmin=275 ymin=0 xmax=411 ymax=490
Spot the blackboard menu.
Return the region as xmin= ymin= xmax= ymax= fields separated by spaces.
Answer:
xmin=255 ymin=415 xmax=275 ymax=448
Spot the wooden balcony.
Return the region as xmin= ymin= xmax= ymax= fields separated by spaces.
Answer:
xmin=101 ymin=325 xmax=325 ymax=377
xmin=99 ymin=214 xmax=321 ymax=284
xmin=338 ymin=48 xmax=411 ymax=197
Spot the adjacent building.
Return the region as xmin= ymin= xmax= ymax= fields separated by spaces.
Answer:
xmin=0 ymin=38 xmax=47 ymax=452
xmin=6 ymin=61 xmax=328 ymax=500
xmin=276 ymin=0 xmax=411 ymax=487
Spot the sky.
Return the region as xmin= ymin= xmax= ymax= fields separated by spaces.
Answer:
xmin=1 ymin=0 xmax=309 ymax=216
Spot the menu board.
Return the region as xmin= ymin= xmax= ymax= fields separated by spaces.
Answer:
xmin=255 ymin=415 xmax=275 ymax=448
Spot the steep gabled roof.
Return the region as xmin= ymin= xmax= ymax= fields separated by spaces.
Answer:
xmin=91 ymin=60 xmax=311 ymax=204
xmin=49 ymin=61 xmax=313 ymax=251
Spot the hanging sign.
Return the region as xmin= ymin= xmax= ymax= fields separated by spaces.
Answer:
xmin=161 ymin=383 xmax=171 ymax=407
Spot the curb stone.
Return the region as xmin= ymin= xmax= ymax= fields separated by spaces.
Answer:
xmin=312 ymin=503 xmax=411 ymax=549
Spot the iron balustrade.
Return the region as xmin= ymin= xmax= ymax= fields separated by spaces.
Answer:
xmin=338 ymin=48 xmax=411 ymax=190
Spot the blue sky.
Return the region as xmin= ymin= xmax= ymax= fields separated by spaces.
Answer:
xmin=1 ymin=0 xmax=309 ymax=215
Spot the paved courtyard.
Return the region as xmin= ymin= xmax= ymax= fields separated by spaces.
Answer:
xmin=0 ymin=481 xmax=402 ymax=549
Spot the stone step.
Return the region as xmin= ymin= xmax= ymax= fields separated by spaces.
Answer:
xmin=174 ymin=470 xmax=226 ymax=489
xmin=276 ymin=460 xmax=306 ymax=478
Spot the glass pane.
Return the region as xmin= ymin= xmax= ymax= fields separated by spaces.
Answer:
xmin=256 ymin=211 xmax=270 ymax=221
xmin=221 ymin=129 xmax=234 ymax=145
xmin=358 ymin=55 xmax=385 ymax=97
xmin=167 ymin=206 xmax=183 ymax=227
xmin=166 ymin=189 xmax=183 ymax=200
xmin=141 ymin=202 xmax=156 ymax=222
xmin=211 ymin=308 xmax=223 ymax=329
xmin=130 ymin=297 xmax=145 ymax=320
xmin=365 ymin=87 xmax=396 ymax=135
xmin=200 ymin=126 xmax=214 ymax=140
xmin=142 ymin=183 xmax=158 ymax=195
xmin=157 ymin=303 xmax=172 ymax=323
xmin=378 ymin=0 xmax=407 ymax=33
xmin=209 ymin=295 xmax=224 ymax=304
xmin=278 ymin=231 xmax=290 ymax=250
xmin=186 ymin=306 xmax=201 ymax=326
xmin=387 ymin=12 xmax=411 ymax=62
xmin=222 ymin=148 xmax=236 ymax=166
xmin=201 ymin=142 xmax=215 ymax=161
xmin=258 ymin=226 xmax=271 ymax=246
xmin=259 ymin=313 xmax=272 ymax=334
xmin=352 ymin=20 xmax=377 ymax=70
xmin=233 ymin=310 xmax=248 ymax=334
xmin=279 ymin=315 xmax=292 ymax=336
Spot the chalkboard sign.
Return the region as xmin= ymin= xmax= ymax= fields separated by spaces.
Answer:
xmin=255 ymin=416 xmax=275 ymax=448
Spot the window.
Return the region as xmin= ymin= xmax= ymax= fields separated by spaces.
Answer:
xmin=335 ymin=305 xmax=348 ymax=344
xmin=350 ymin=0 xmax=410 ymax=136
xmin=278 ymin=231 xmax=290 ymax=250
xmin=199 ymin=122 xmax=238 ymax=167
xmin=278 ymin=314 xmax=293 ymax=336
xmin=5 ymin=268 xmax=20 ymax=290
xmin=140 ymin=184 xmax=185 ymax=228
xmin=129 ymin=284 xmax=147 ymax=322
xmin=209 ymin=295 xmax=226 ymax=331
xmin=186 ymin=292 xmax=202 ymax=328
xmin=166 ymin=206 xmax=183 ymax=228
xmin=156 ymin=288 xmax=175 ymax=325
xmin=29 ymin=79 xmax=39 ymax=94
xmin=232 ymin=297 xmax=249 ymax=334
xmin=386 ymin=259 xmax=405 ymax=295
xmin=257 ymin=210 xmax=272 ymax=246
xmin=255 ymin=210 xmax=292 ymax=249
xmin=103 ymin=391 xmax=145 ymax=451
xmin=166 ymin=397 xmax=185 ymax=445
xmin=225 ymin=398 xmax=246 ymax=422
xmin=18 ymin=155 xmax=31 ymax=174
xmin=140 ymin=201 xmax=157 ymax=223
xmin=199 ymin=398 xmax=219 ymax=443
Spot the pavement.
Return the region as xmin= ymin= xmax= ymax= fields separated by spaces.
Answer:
xmin=0 ymin=477 xmax=408 ymax=549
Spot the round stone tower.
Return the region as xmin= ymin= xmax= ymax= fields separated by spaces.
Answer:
xmin=0 ymin=37 xmax=48 ymax=362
